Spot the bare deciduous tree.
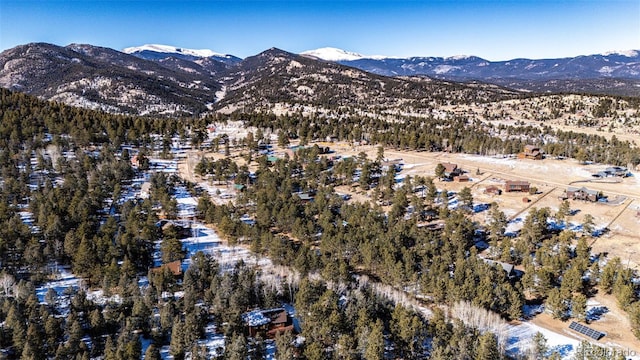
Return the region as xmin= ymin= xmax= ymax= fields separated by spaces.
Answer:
xmin=0 ymin=272 xmax=16 ymax=297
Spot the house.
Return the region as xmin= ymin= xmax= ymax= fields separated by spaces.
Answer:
xmin=483 ymin=259 xmax=519 ymax=279
xmin=418 ymin=220 xmax=446 ymax=231
xmin=382 ymin=158 xmax=404 ymax=171
xmin=242 ymin=308 xmax=294 ymax=338
xmin=603 ymin=166 xmax=629 ymax=177
xmin=440 ymin=162 xmax=463 ymax=179
xmin=517 ymin=145 xmax=543 ymax=160
xmin=152 ymin=260 xmax=183 ymax=277
xmin=566 ymin=186 xmax=600 ymax=202
xmin=294 ymin=192 xmax=314 ymax=203
xmin=484 ymin=186 xmax=502 ymax=196
xmin=157 ymin=220 xmax=193 ymax=238
xmin=504 ymin=180 xmax=530 ymax=192
xmin=454 ymin=175 xmax=470 ymax=182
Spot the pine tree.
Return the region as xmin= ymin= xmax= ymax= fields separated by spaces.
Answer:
xmin=435 ymin=163 xmax=446 ymax=179
xmin=275 ymin=331 xmax=296 ymax=360
xmin=6 ymin=304 xmax=27 ymax=353
xmin=144 ymin=344 xmax=162 ymax=360
xmin=364 ymin=320 xmax=384 ymax=360
xmin=475 ymin=332 xmax=500 ymax=360
xmin=572 ymin=293 xmax=587 ymax=322
xmin=458 ymin=186 xmax=474 ymax=211
xmin=530 ymin=332 xmax=547 ymax=360
xmin=170 ymin=317 xmax=186 ymax=360
xmin=225 ymin=333 xmax=248 ymax=360
xmin=547 ymin=288 xmax=569 ymax=320
xmin=303 ymin=342 xmax=325 ymax=360
xmin=556 ymin=200 xmax=571 ymax=224
xmin=582 ymin=213 xmax=595 ymax=236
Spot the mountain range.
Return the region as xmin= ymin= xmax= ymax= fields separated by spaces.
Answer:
xmin=299 ymin=47 xmax=640 ymax=95
xmin=0 ymin=42 xmax=639 ymax=116
xmin=126 ymin=44 xmax=640 ymax=85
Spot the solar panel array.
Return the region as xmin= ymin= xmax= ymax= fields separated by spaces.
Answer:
xmin=568 ymin=321 xmax=605 ymax=340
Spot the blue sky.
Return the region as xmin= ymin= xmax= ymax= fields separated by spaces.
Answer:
xmin=1 ymin=0 xmax=638 ymax=60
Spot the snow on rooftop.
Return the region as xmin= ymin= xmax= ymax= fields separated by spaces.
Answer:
xmin=242 ymin=310 xmax=271 ymax=326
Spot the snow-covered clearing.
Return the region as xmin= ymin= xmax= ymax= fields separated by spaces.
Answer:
xmin=506 ymin=321 xmax=581 ymax=359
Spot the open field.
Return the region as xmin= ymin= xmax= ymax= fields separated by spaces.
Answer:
xmin=374 ymin=148 xmax=639 ymax=267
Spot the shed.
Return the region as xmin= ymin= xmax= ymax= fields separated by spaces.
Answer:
xmin=484 ymin=186 xmax=502 ymax=196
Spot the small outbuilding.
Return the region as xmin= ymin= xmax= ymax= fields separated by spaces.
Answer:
xmin=484 ymin=186 xmax=502 ymax=196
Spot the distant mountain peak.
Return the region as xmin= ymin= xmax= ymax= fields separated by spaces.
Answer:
xmin=122 ymin=44 xmax=228 ymax=58
xmin=301 ymin=47 xmax=367 ymax=61
xmin=601 ymin=50 xmax=639 ymax=58
xmin=446 ymin=55 xmax=477 ymax=61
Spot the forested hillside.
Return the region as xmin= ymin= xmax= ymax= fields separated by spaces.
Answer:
xmin=1 ymin=89 xmax=639 ymax=359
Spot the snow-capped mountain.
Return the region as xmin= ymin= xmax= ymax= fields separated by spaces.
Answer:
xmin=123 ymin=44 xmax=225 ymax=58
xmin=1 ymin=42 xmax=640 ymax=116
xmin=602 ymin=50 xmax=639 ymax=57
xmin=325 ymin=49 xmax=640 ymax=83
xmin=123 ymin=44 xmax=242 ymax=65
xmin=0 ymin=43 xmax=223 ymax=115
xmin=301 ymin=47 xmax=394 ymax=61
xmin=301 ymin=47 xmax=368 ymax=61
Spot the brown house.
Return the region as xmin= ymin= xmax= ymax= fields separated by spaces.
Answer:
xmin=243 ymin=308 xmax=294 ymax=338
xmin=566 ymin=186 xmax=600 ymax=202
xmin=505 ymin=180 xmax=530 ymax=193
xmin=441 ymin=162 xmax=463 ymax=179
xmin=152 ymin=260 xmax=183 ymax=277
xmin=454 ymin=175 xmax=470 ymax=182
xmin=517 ymin=145 xmax=543 ymax=160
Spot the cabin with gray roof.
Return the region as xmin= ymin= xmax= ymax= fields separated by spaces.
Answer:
xmin=566 ymin=186 xmax=601 ymax=202
xmin=483 ymin=259 xmax=518 ymax=279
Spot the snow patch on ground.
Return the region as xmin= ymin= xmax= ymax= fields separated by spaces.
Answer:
xmin=506 ymin=322 xmax=581 ymax=359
